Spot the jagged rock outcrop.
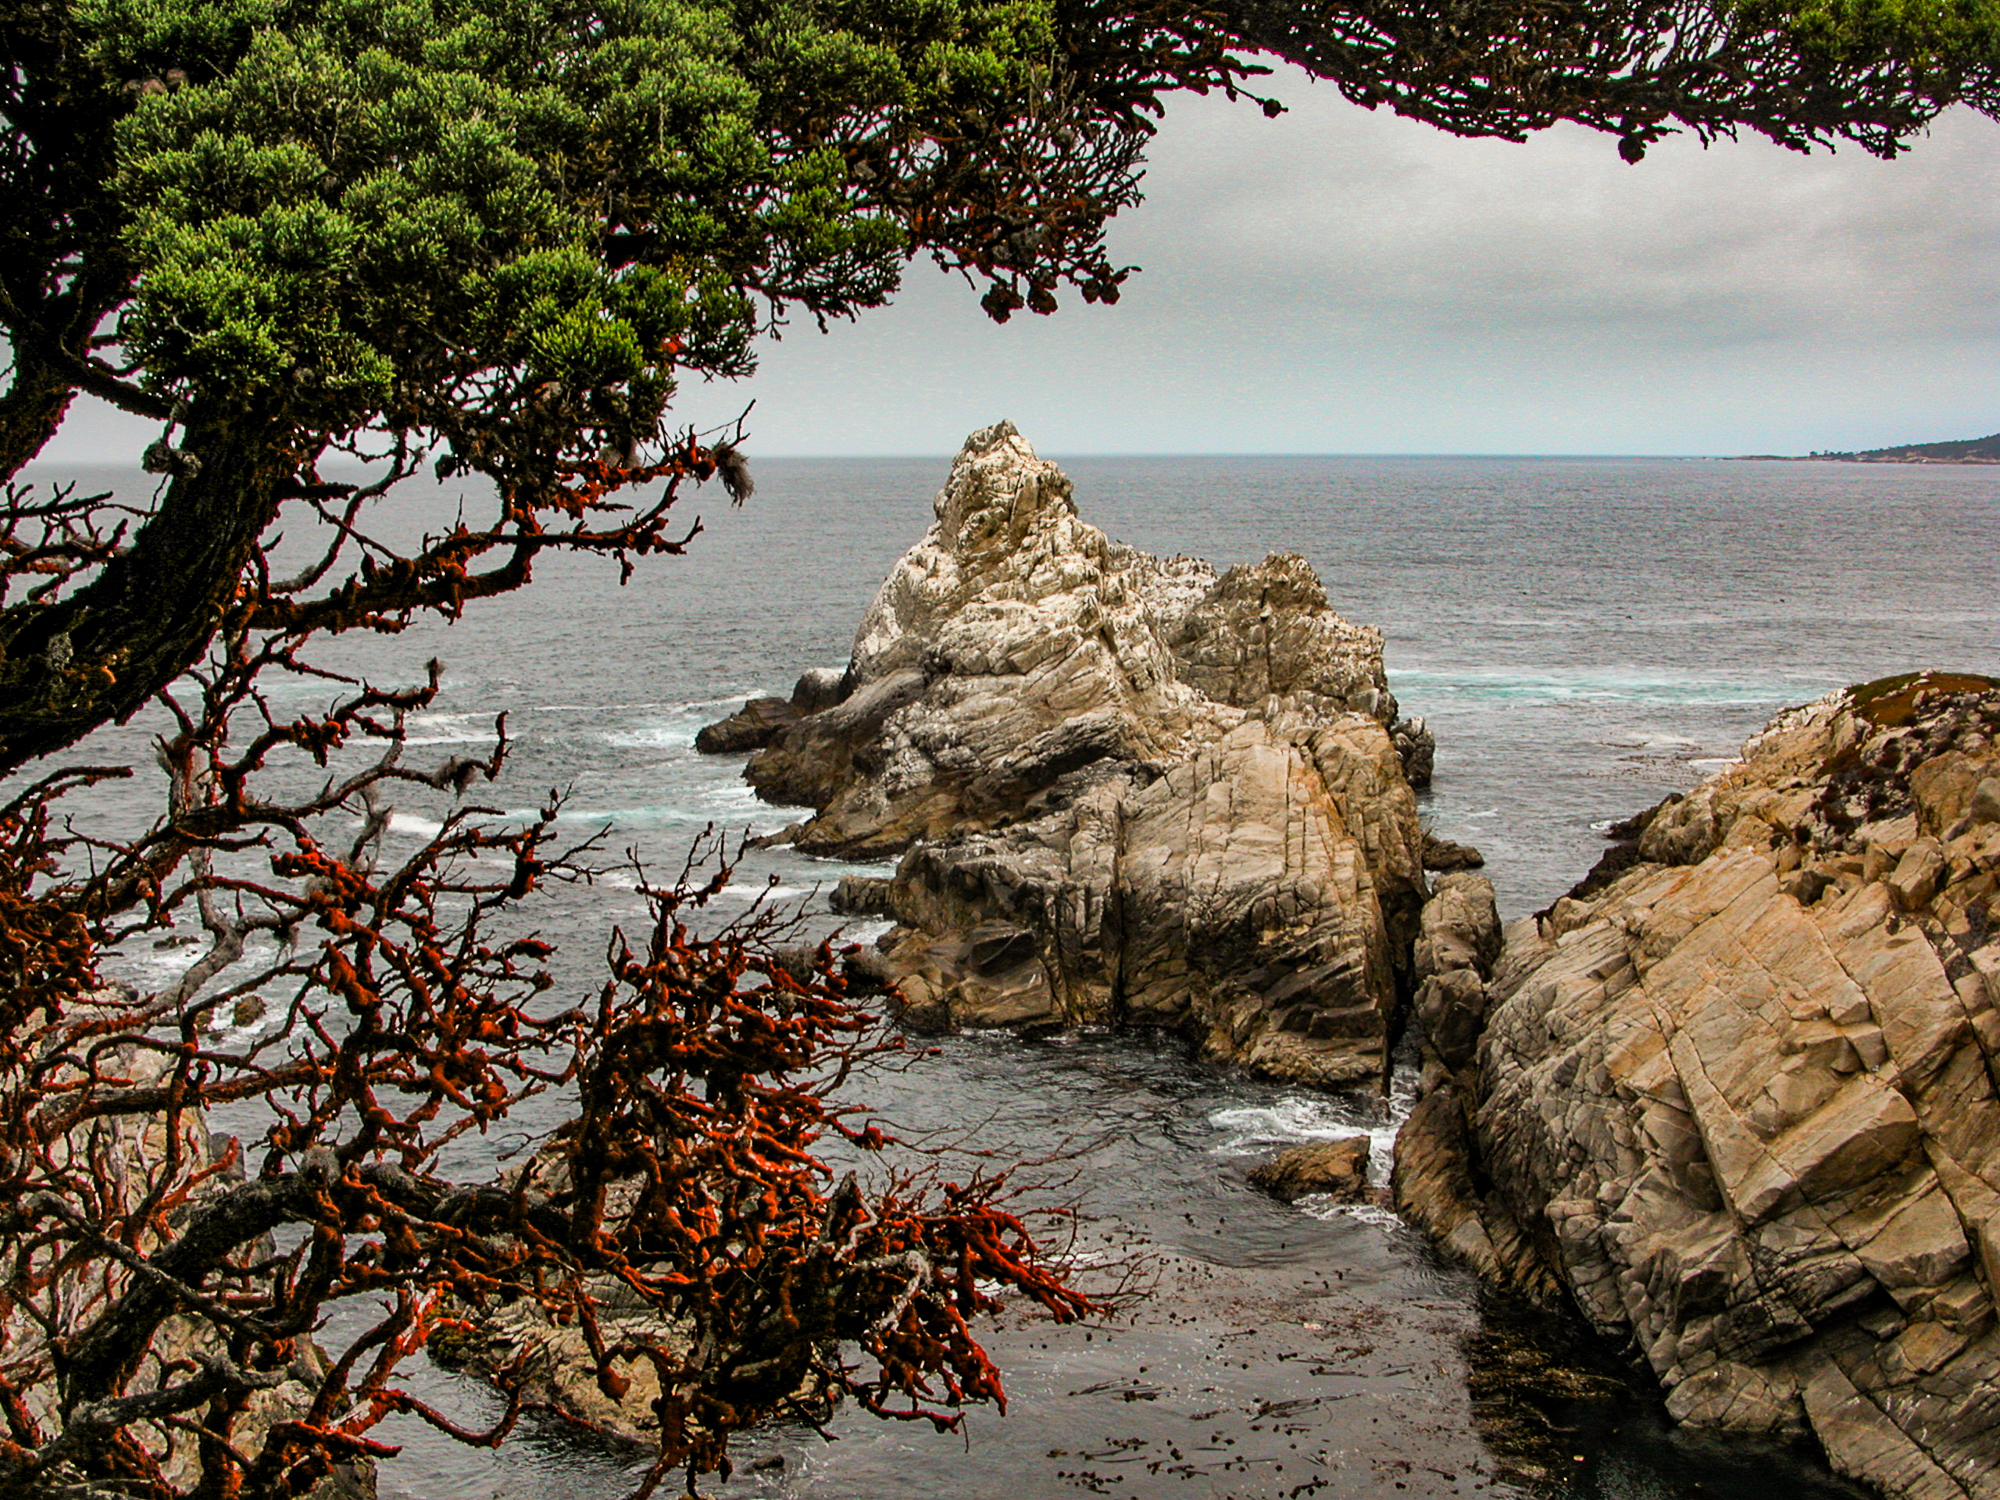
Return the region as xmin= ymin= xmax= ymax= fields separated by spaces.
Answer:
xmin=1395 ymin=671 xmax=2000 ymax=1500
xmin=1421 ymin=832 xmax=1485 ymax=871
xmin=1410 ymin=871 xmax=1502 ymax=1076
xmin=694 ymin=696 xmax=800 ymax=754
xmin=727 ymin=420 xmax=1416 ymax=858
xmin=1394 ymin=716 xmax=1436 ymax=791
xmin=715 ymin=422 xmax=1432 ymax=1085
xmin=696 ymin=670 xmax=852 ymax=755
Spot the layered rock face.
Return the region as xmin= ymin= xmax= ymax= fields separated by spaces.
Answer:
xmin=849 ymin=703 xmax=1427 ymax=1085
xmin=1395 ymin=672 xmax=2000 ymax=1500
xmin=708 ymin=422 xmax=1430 ymax=1086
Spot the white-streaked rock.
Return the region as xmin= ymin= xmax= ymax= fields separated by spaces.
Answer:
xmin=740 ymin=422 xmax=1425 ymax=1083
xmin=740 ymin=421 xmax=1399 ymax=858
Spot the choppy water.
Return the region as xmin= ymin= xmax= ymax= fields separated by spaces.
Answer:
xmin=22 ymin=453 xmax=2000 ymax=1499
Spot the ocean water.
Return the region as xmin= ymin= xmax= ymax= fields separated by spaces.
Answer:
xmin=19 ymin=453 xmax=2000 ymax=1499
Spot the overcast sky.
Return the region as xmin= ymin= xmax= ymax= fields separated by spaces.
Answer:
xmin=45 ymin=68 xmax=2000 ymax=458
xmin=681 ymin=69 xmax=2000 ymax=456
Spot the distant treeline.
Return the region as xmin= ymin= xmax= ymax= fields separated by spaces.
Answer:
xmin=1801 ymin=431 xmax=2000 ymax=464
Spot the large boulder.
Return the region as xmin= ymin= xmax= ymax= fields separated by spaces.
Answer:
xmin=724 ymin=423 xmax=1431 ymax=1085
xmin=733 ymin=420 xmax=1407 ymax=858
xmin=1395 ymin=671 xmax=2000 ymax=1500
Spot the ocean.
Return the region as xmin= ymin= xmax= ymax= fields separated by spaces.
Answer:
xmin=25 ymin=452 xmax=2000 ymax=1499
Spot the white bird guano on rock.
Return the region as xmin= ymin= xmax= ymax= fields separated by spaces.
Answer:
xmin=700 ymin=421 xmax=1439 ymax=1087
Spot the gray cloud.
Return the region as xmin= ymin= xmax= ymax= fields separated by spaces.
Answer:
xmin=1143 ymin=79 xmax=1999 ymax=345
xmin=676 ymin=72 xmax=1999 ymax=455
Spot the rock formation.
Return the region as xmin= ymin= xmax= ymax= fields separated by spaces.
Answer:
xmin=841 ymin=703 xmax=1428 ymax=1085
xmin=716 ymin=420 xmax=1423 ymax=857
xmin=1395 ymin=670 xmax=2000 ymax=1500
xmin=705 ymin=422 xmax=1433 ymax=1086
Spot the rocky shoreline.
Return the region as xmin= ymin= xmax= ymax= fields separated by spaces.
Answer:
xmin=1396 ymin=670 xmax=2000 ymax=1500
xmin=695 ymin=425 xmax=2000 ymax=1498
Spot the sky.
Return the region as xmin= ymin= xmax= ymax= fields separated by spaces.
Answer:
xmin=45 ymin=68 xmax=2000 ymax=458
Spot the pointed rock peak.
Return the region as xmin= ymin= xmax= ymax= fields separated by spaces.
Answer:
xmin=934 ymin=421 xmax=1076 ymax=554
xmin=1211 ymin=553 xmax=1331 ymax=613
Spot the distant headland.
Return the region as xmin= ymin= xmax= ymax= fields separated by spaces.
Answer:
xmin=1733 ymin=430 xmax=2000 ymax=464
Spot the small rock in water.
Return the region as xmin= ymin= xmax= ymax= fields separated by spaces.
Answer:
xmin=1421 ymin=832 xmax=1485 ymax=871
xmin=1249 ymin=1137 xmax=1372 ymax=1203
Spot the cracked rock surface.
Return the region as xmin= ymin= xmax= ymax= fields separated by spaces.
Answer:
xmin=1395 ymin=671 xmax=2000 ymax=1500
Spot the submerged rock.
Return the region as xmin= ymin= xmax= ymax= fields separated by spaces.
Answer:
xmin=1395 ymin=671 xmax=2000 ymax=1500
xmin=705 ymin=422 xmax=1430 ymax=1085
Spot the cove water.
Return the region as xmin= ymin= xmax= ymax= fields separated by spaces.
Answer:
xmin=35 ymin=453 xmax=2000 ymax=1499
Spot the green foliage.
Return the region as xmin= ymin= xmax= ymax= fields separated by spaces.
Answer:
xmin=1755 ymin=0 xmax=2000 ymax=67
xmin=98 ymin=0 xmax=1025 ymax=423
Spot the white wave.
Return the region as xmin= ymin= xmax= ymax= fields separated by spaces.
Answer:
xmin=205 ymin=1005 xmax=283 ymax=1045
xmin=718 ymin=882 xmax=812 ymax=902
xmin=132 ymin=943 xmax=205 ymax=976
xmin=528 ymin=699 xmax=719 ymax=713
xmin=1207 ymin=1096 xmax=1387 ymax=1157
xmin=601 ymin=724 xmax=697 ymax=749
xmin=401 ymin=712 xmax=495 ymax=746
xmin=792 ymin=852 xmax=898 ymax=877
xmin=388 ymin=813 xmax=445 ymax=839
xmin=559 ymin=802 xmax=730 ymax=825
xmin=1389 ymin=667 xmax=1790 ymax=706
xmin=1297 ymin=1199 xmax=1405 ymax=1233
